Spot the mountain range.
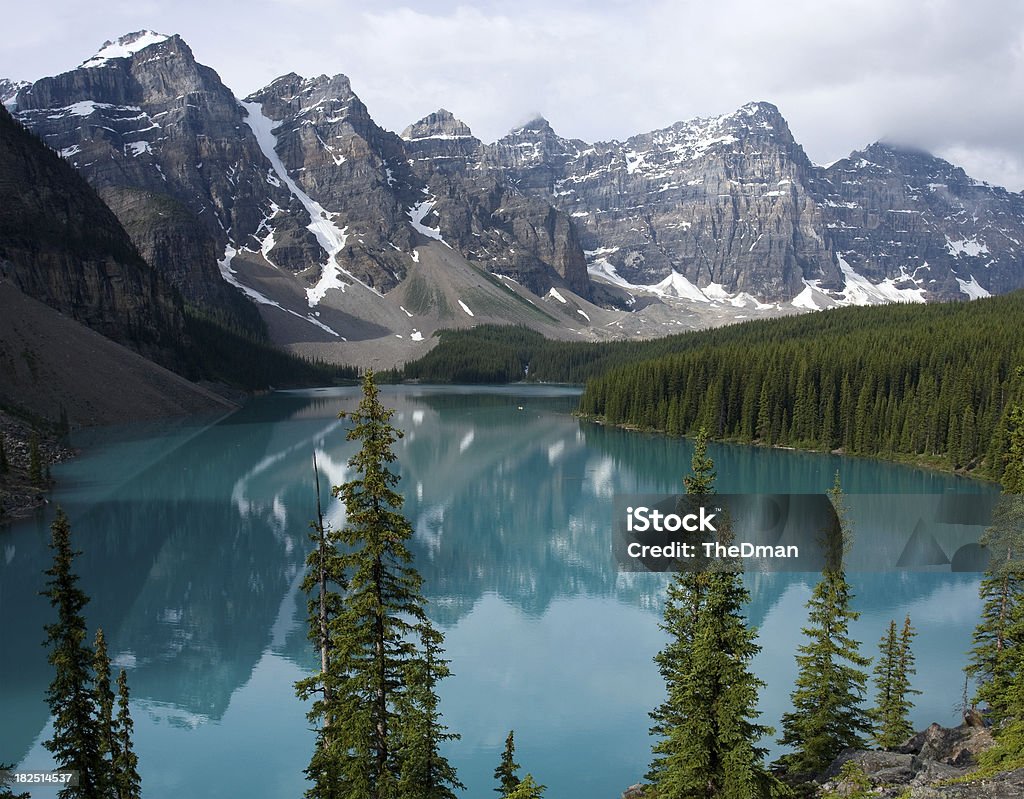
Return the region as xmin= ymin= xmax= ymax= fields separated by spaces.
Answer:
xmin=4 ymin=30 xmax=1024 ymax=369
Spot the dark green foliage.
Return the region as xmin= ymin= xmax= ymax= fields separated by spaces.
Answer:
xmin=295 ymin=452 xmax=347 ymax=799
xmin=396 ymin=623 xmax=463 ymax=799
xmin=648 ymin=429 xmax=782 ymax=798
xmin=572 ymin=293 xmax=1024 ymax=477
xmin=41 ymin=509 xmax=105 ymax=798
xmin=0 ymin=764 xmax=30 ymax=799
xmin=776 ymin=476 xmax=871 ymax=780
xmin=0 ymin=433 xmax=7 ymax=474
xmin=113 ymin=669 xmax=141 ymax=799
xmin=494 ymin=731 xmax=521 ymax=797
xmin=505 ymin=774 xmax=545 ymax=799
xmin=968 ymin=373 xmax=1024 ymax=733
xmin=871 ymin=616 xmax=919 ymax=749
xmin=967 ymin=497 xmax=1024 ymax=726
xmin=299 ymin=372 xmax=459 ymax=799
xmin=93 ymin=628 xmax=117 ymax=797
xmin=28 ymin=431 xmax=44 ymax=486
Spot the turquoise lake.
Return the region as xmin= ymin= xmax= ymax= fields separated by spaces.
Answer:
xmin=0 ymin=385 xmax=999 ymax=797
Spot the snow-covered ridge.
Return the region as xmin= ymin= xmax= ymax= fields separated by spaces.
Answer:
xmin=240 ymin=100 xmax=380 ymax=306
xmin=81 ymin=31 xmax=170 ymax=69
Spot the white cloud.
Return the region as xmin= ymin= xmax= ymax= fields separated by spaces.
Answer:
xmin=2 ymin=0 xmax=1022 ymax=189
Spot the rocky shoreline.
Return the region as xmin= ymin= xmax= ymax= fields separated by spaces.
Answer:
xmin=0 ymin=410 xmax=75 ymax=522
xmin=621 ymin=722 xmax=1023 ymax=798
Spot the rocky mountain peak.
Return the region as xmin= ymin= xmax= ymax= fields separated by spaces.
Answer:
xmin=0 ymin=79 xmax=28 ymax=109
xmin=80 ymin=30 xmax=173 ymax=69
xmin=245 ymin=72 xmax=357 ymax=122
xmin=829 ymin=142 xmax=979 ymax=197
xmin=401 ymin=108 xmax=475 ymax=141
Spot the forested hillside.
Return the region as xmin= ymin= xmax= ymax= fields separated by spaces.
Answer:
xmin=578 ymin=293 xmax=1024 ymax=480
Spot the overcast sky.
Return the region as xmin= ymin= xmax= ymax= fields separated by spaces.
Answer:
xmin=3 ymin=0 xmax=1022 ymax=190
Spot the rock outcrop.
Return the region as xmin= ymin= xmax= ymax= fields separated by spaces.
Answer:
xmin=0 ymin=104 xmax=182 ymax=358
xmin=818 ymin=723 xmax=1024 ymax=798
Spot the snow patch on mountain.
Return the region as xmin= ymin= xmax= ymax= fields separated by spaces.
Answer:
xmin=408 ymin=197 xmax=450 ymax=247
xmin=81 ymin=31 xmax=170 ymax=69
xmin=836 ymin=255 xmax=927 ymax=305
xmin=956 ymin=275 xmax=991 ymax=300
xmin=945 ymin=236 xmax=989 ymax=257
xmin=241 ymin=100 xmax=371 ymax=306
xmin=791 ymin=282 xmax=833 ymax=310
xmin=217 ymin=244 xmax=341 ymax=336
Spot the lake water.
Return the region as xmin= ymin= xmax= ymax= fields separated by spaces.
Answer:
xmin=0 ymin=386 xmax=999 ymax=798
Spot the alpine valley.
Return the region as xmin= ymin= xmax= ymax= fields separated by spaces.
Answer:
xmin=3 ymin=30 xmax=1024 ymax=373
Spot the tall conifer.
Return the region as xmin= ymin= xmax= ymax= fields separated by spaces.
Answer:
xmin=493 ymin=731 xmax=520 ymax=797
xmin=299 ymin=372 xmax=459 ymax=799
xmin=648 ymin=428 xmax=781 ymax=798
xmin=776 ymin=474 xmax=871 ymax=779
xmin=112 ymin=670 xmax=141 ymax=799
xmin=93 ymin=628 xmax=118 ymax=796
xmin=41 ymin=509 xmax=105 ymax=798
xmin=871 ymin=616 xmax=919 ymax=749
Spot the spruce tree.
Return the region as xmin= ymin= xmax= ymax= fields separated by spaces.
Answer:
xmin=776 ymin=474 xmax=871 ymax=779
xmin=647 ymin=428 xmax=781 ymax=798
xmin=300 ymin=371 xmax=459 ymax=799
xmin=505 ymin=774 xmax=545 ymax=799
xmin=93 ymin=627 xmax=118 ymax=796
xmin=967 ymin=486 xmax=1024 ymax=726
xmin=871 ymin=616 xmax=919 ymax=749
xmin=41 ymin=508 xmax=105 ymax=798
xmin=493 ymin=730 xmax=520 ymax=797
xmin=112 ymin=669 xmax=141 ymax=799
xmin=396 ymin=622 xmax=463 ymax=799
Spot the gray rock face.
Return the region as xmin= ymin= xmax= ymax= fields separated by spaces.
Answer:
xmin=401 ymin=108 xmax=481 ymax=169
xmin=818 ymin=724 xmax=1017 ymax=799
xmin=0 ymin=79 xmax=29 ymax=108
xmin=243 ymin=73 xmax=420 ymax=291
xmin=13 ymin=32 xmax=278 ymax=332
xmin=0 ymin=105 xmax=183 ymax=361
xmin=13 ymin=29 xmax=1023 ymax=347
xmin=818 ymin=143 xmax=1024 ymax=299
xmin=456 ymin=103 xmax=1024 ymax=303
xmin=481 ymin=103 xmax=839 ymax=298
xmin=403 ymin=110 xmax=591 ymax=297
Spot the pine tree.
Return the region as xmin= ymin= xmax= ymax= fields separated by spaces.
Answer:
xmin=648 ymin=427 xmax=781 ymax=798
xmin=396 ymin=623 xmax=464 ymax=799
xmin=505 ymin=774 xmax=545 ymax=799
xmin=300 ymin=371 xmax=459 ymax=799
xmin=93 ymin=627 xmax=118 ymax=796
xmin=493 ymin=730 xmax=520 ymax=797
xmin=41 ymin=508 xmax=105 ymax=798
xmin=871 ymin=616 xmax=919 ymax=749
xmin=972 ymin=381 xmax=1024 ymax=762
xmin=112 ymin=669 xmax=141 ymax=799
xmin=776 ymin=474 xmax=871 ymax=779
xmin=967 ymin=492 xmax=1024 ymax=726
